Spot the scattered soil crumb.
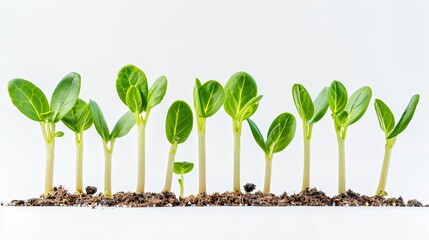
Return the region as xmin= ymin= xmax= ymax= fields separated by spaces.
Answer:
xmin=243 ymin=183 xmax=256 ymax=193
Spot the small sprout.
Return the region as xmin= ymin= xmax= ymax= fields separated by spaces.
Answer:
xmin=292 ymin=84 xmax=329 ymax=190
xmin=224 ymin=72 xmax=263 ymax=192
xmin=116 ymin=64 xmax=168 ymax=193
xmin=374 ymin=95 xmax=420 ymax=196
xmin=62 ymin=99 xmax=93 ymax=194
xmin=8 ymin=73 xmax=81 ymax=197
xmin=90 ymin=100 xmax=136 ymax=198
xmin=247 ymin=113 xmax=296 ymax=193
xmin=193 ymin=78 xmax=225 ymax=193
xmin=173 ymin=161 xmax=194 ymax=198
xmin=163 ymin=100 xmax=193 ymax=192
xmin=328 ymin=80 xmax=372 ymax=194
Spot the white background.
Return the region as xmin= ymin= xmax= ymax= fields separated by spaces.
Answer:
xmin=0 ymin=0 xmax=428 ymax=203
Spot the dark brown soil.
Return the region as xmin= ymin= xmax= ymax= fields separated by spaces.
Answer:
xmin=7 ymin=185 xmax=429 ymax=207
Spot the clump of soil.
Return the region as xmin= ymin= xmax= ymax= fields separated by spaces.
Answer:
xmin=8 ymin=185 xmax=428 ymax=208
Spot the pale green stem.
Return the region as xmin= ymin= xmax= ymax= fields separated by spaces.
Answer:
xmin=197 ymin=117 xmax=207 ymax=193
xmin=302 ymin=122 xmax=313 ymax=191
xmin=75 ymin=132 xmax=84 ymax=194
xmin=136 ymin=121 xmax=146 ymax=193
xmin=376 ymin=138 xmax=396 ymax=196
xmin=233 ymin=120 xmax=242 ymax=192
xmin=163 ymin=142 xmax=178 ymax=192
xmin=180 ymin=174 xmax=184 ymax=198
xmin=41 ymin=122 xmax=56 ymax=198
xmin=103 ymin=140 xmax=115 ymax=198
xmin=264 ymin=154 xmax=273 ymax=194
xmin=336 ymin=130 xmax=346 ymax=194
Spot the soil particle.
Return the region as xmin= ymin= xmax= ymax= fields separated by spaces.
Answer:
xmin=243 ymin=183 xmax=256 ymax=193
xmin=407 ymin=199 xmax=423 ymax=207
xmin=85 ymin=186 xmax=97 ymax=195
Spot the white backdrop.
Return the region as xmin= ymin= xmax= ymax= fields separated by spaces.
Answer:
xmin=1 ymin=0 xmax=428 ymax=203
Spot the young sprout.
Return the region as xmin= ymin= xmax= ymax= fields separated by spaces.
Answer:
xmin=62 ymin=99 xmax=93 ymax=194
xmin=374 ymin=95 xmax=420 ymax=196
xmin=173 ymin=161 xmax=194 ymax=198
xmin=164 ymin=100 xmax=193 ymax=192
xmin=247 ymin=113 xmax=296 ymax=193
xmin=224 ymin=72 xmax=263 ymax=192
xmin=116 ymin=64 xmax=167 ymax=193
xmin=292 ymin=84 xmax=329 ymax=190
xmin=193 ymin=78 xmax=225 ymax=193
xmin=8 ymin=73 xmax=81 ymax=197
xmin=89 ymin=101 xmax=135 ymax=198
xmin=328 ymin=80 xmax=372 ymax=194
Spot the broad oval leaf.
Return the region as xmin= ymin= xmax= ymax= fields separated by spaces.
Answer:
xmin=147 ymin=75 xmax=168 ymax=110
xmin=173 ymin=161 xmax=194 ymax=175
xmin=8 ymin=78 xmax=50 ymax=122
xmin=197 ymin=80 xmax=225 ymax=118
xmin=308 ymin=87 xmax=329 ymax=124
xmin=126 ymin=86 xmax=143 ymax=113
xmin=89 ymin=100 xmax=110 ymax=142
xmin=246 ymin=119 xmax=267 ymax=153
xmin=387 ymin=94 xmax=420 ymax=139
xmin=266 ymin=113 xmax=297 ymax=154
xmin=62 ymin=99 xmax=93 ymax=133
xmin=374 ymin=99 xmax=395 ymax=135
xmin=116 ymin=64 xmax=148 ymax=111
xmin=345 ymin=86 xmax=372 ymax=126
xmin=110 ymin=111 xmax=136 ymax=139
xmin=292 ymin=84 xmax=314 ymax=121
xmin=50 ymin=72 xmax=81 ymax=123
xmin=166 ymin=100 xmax=193 ymax=144
xmin=224 ymin=72 xmax=259 ymax=120
xmin=328 ymin=80 xmax=348 ymax=114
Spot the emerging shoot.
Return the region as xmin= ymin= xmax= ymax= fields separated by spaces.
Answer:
xmin=193 ymin=78 xmax=225 ymax=193
xmin=173 ymin=161 xmax=194 ymax=198
xmin=374 ymin=95 xmax=420 ymax=196
xmin=328 ymin=80 xmax=372 ymax=194
xmin=292 ymin=84 xmax=329 ymax=190
xmin=8 ymin=73 xmax=81 ymax=197
xmin=224 ymin=72 xmax=263 ymax=192
xmin=164 ymin=100 xmax=193 ymax=192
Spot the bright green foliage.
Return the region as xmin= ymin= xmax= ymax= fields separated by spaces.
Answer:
xmin=166 ymin=100 xmax=194 ymax=144
xmin=62 ymin=99 xmax=93 ymax=133
xmin=174 ymin=161 xmax=194 ymax=197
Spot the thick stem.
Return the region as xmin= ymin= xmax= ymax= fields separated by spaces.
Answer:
xmin=180 ymin=174 xmax=184 ymax=198
xmin=233 ymin=120 xmax=242 ymax=192
xmin=336 ymin=131 xmax=346 ymax=194
xmin=376 ymin=138 xmax=396 ymax=196
xmin=103 ymin=141 xmax=114 ymax=198
xmin=136 ymin=122 xmax=146 ymax=193
xmin=197 ymin=117 xmax=207 ymax=193
xmin=44 ymin=140 xmax=55 ymax=197
xmin=302 ymin=122 xmax=312 ymax=191
xmin=264 ymin=155 xmax=273 ymax=194
xmin=75 ymin=132 xmax=84 ymax=194
xmin=163 ymin=142 xmax=178 ymax=192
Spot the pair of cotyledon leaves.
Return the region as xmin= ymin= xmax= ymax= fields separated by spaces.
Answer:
xmin=173 ymin=161 xmax=194 ymax=175
xmin=292 ymin=84 xmax=329 ymax=125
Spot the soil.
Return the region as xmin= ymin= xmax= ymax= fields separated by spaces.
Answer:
xmin=8 ymin=185 xmax=428 ymax=208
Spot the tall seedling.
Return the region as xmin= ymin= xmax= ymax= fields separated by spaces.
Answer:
xmin=193 ymin=78 xmax=225 ymax=193
xmin=247 ymin=113 xmax=296 ymax=193
xmin=8 ymin=73 xmax=81 ymax=197
xmin=374 ymin=95 xmax=419 ymax=196
xmin=292 ymin=84 xmax=329 ymax=190
xmin=90 ymin=101 xmax=135 ymax=198
xmin=224 ymin=72 xmax=263 ymax=192
xmin=116 ymin=64 xmax=167 ymax=193
xmin=164 ymin=100 xmax=193 ymax=192
xmin=62 ymin=99 xmax=93 ymax=194
xmin=328 ymin=80 xmax=372 ymax=194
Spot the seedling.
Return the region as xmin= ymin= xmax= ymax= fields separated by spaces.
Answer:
xmin=247 ymin=113 xmax=296 ymax=193
xmin=8 ymin=73 xmax=81 ymax=197
xmin=374 ymin=95 xmax=420 ymax=196
xmin=116 ymin=64 xmax=167 ymax=193
xmin=193 ymin=78 xmax=225 ymax=193
xmin=173 ymin=161 xmax=194 ymax=197
xmin=224 ymin=72 xmax=263 ymax=192
xmin=292 ymin=84 xmax=329 ymax=190
xmin=89 ymin=100 xmax=135 ymax=198
xmin=163 ymin=100 xmax=193 ymax=192
xmin=62 ymin=99 xmax=93 ymax=194
xmin=328 ymin=80 xmax=372 ymax=194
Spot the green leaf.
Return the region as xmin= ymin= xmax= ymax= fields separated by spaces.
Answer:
xmin=147 ymin=75 xmax=168 ymax=110
xmin=165 ymin=100 xmax=193 ymax=144
xmin=193 ymin=78 xmax=203 ymax=117
xmin=173 ymin=161 xmax=194 ymax=175
xmin=374 ymin=99 xmax=395 ymax=135
xmin=345 ymin=86 xmax=372 ymax=126
xmin=8 ymin=78 xmax=50 ymax=122
xmin=89 ymin=100 xmax=110 ymax=142
xmin=55 ymin=131 xmax=64 ymax=137
xmin=236 ymin=95 xmax=263 ymax=121
xmin=224 ymin=72 xmax=259 ymax=120
xmin=266 ymin=113 xmax=296 ymax=154
xmin=328 ymin=80 xmax=348 ymax=114
xmin=116 ymin=64 xmax=148 ymax=111
xmin=387 ymin=94 xmax=420 ymax=139
xmin=308 ymin=87 xmax=329 ymax=124
xmin=50 ymin=72 xmax=81 ymax=123
xmin=110 ymin=111 xmax=136 ymax=139
xmin=292 ymin=84 xmax=314 ymax=121
xmin=197 ymin=80 xmax=225 ymax=118
xmin=246 ymin=119 xmax=267 ymax=153
xmin=62 ymin=99 xmax=93 ymax=133
xmin=126 ymin=86 xmax=143 ymax=113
